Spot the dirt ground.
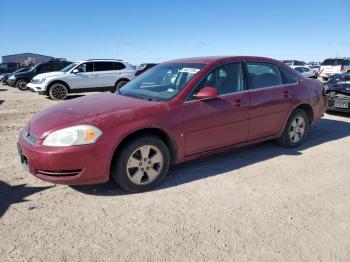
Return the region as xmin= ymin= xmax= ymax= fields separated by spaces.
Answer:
xmin=0 ymin=84 xmax=350 ymax=262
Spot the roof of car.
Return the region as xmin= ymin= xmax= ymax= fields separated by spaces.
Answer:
xmin=164 ymin=56 xmax=281 ymax=64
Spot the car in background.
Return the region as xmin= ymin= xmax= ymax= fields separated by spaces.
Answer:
xmin=1 ymin=67 xmax=32 ymax=85
xmin=325 ymin=72 xmax=350 ymax=113
xmin=318 ymin=58 xmax=350 ymax=82
xmin=135 ymin=63 xmax=158 ymax=76
xmin=282 ymin=60 xmax=306 ymax=67
xmin=306 ymin=62 xmax=321 ymax=73
xmin=27 ymin=59 xmax=135 ymax=100
xmin=293 ymin=66 xmax=317 ymax=78
xmin=0 ymin=63 xmax=21 ymax=82
xmin=7 ymin=59 xmax=71 ymax=90
xmin=18 ymin=56 xmax=327 ymax=192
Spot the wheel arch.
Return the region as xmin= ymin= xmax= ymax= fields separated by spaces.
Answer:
xmin=110 ymin=127 xmax=178 ymax=173
xmin=115 ymin=78 xmax=130 ymax=86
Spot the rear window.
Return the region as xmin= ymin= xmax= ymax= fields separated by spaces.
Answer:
xmin=322 ymin=59 xmax=348 ymax=66
xmin=280 ymin=67 xmax=298 ymax=84
xmin=246 ymin=62 xmax=283 ymax=89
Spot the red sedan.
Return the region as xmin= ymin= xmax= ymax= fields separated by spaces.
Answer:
xmin=18 ymin=56 xmax=328 ymax=192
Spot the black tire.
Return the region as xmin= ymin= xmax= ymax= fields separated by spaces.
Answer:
xmin=48 ymin=83 xmax=69 ymax=100
xmin=112 ymin=79 xmax=129 ymax=92
xmin=111 ymin=135 xmax=170 ymax=193
xmin=16 ymin=79 xmax=28 ymax=90
xmin=277 ymin=109 xmax=310 ymax=148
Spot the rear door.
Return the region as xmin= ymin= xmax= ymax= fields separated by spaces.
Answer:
xmin=93 ymin=61 xmax=115 ymax=87
xmin=245 ymin=62 xmax=296 ymax=139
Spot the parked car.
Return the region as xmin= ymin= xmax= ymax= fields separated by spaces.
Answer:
xmin=306 ymin=62 xmax=321 ymax=73
xmin=1 ymin=67 xmax=32 ymax=85
xmin=293 ymin=66 xmax=317 ymax=78
xmin=0 ymin=62 xmax=21 ymax=75
xmin=7 ymin=59 xmax=71 ymax=90
xmin=135 ymin=63 xmax=158 ymax=76
xmin=0 ymin=63 xmax=21 ymax=82
xmin=324 ymin=72 xmax=350 ymax=113
xmin=18 ymin=56 xmax=327 ymax=192
xmin=27 ymin=59 xmax=135 ymax=100
xmin=282 ymin=60 xmax=306 ymax=67
xmin=318 ymin=58 xmax=350 ymax=82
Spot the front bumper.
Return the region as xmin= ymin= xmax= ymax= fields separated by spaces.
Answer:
xmin=18 ymin=131 xmax=111 ymax=185
xmin=27 ymin=82 xmax=47 ymax=94
xmin=327 ymin=95 xmax=350 ymax=113
xmin=7 ymin=79 xmax=16 ymax=86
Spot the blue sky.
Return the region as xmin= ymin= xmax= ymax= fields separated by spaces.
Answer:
xmin=1 ymin=0 xmax=349 ymax=64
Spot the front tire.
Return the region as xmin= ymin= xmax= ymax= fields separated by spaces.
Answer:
xmin=16 ymin=79 xmax=28 ymax=90
xmin=111 ymin=135 xmax=170 ymax=193
xmin=48 ymin=83 xmax=68 ymax=100
xmin=278 ymin=109 xmax=310 ymax=148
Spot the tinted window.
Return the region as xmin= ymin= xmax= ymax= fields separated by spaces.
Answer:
xmin=76 ymin=62 xmax=93 ymax=72
xmin=37 ymin=64 xmax=52 ymax=73
xmin=113 ymin=62 xmax=126 ymax=70
xmin=94 ymin=62 xmax=114 ymax=71
xmin=246 ymin=62 xmax=283 ymax=89
xmin=190 ymin=62 xmax=244 ymax=99
xmin=322 ymin=59 xmax=346 ymax=66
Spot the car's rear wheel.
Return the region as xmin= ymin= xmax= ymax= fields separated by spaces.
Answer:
xmin=112 ymin=79 xmax=129 ymax=92
xmin=278 ymin=109 xmax=310 ymax=148
xmin=16 ymin=79 xmax=28 ymax=91
xmin=111 ymin=135 xmax=170 ymax=193
xmin=48 ymin=83 xmax=68 ymax=100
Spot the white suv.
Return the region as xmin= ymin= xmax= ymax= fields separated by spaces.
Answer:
xmin=27 ymin=59 xmax=135 ymax=100
xmin=318 ymin=58 xmax=350 ymax=82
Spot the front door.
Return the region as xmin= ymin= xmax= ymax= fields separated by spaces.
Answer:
xmin=183 ymin=62 xmax=250 ymax=156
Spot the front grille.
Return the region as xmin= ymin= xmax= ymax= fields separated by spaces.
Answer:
xmin=23 ymin=127 xmax=38 ymax=144
xmin=36 ymin=169 xmax=82 ymax=177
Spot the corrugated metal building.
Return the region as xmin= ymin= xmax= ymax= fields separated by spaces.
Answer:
xmin=2 ymin=53 xmax=54 ymax=65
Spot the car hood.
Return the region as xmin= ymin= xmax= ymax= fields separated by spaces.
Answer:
xmin=29 ymin=93 xmax=155 ymax=138
xmin=33 ymin=71 xmax=65 ymax=79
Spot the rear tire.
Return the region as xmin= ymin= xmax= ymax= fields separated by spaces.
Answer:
xmin=48 ymin=83 xmax=68 ymax=100
xmin=277 ymin=109 xmax=310 ymax=148
xmin=16 ymin=79 xmax=28 ymax=91
xmin=112 ymin=79 xmax=129 ymax=92
xmin=111 ymin=135 xmax=170 ymax=193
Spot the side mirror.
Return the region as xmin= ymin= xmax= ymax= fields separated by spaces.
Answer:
xmin=193 ymin=87 xmax=219 ymax=100
xmin=72 ymin=69 xmax=80 ymax=74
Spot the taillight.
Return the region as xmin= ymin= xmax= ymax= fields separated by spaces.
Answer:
xmin=340 ymin=64 xmax=345 ymax=72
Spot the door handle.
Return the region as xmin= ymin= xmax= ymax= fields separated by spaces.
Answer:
xmin=234 ymin=99 xmax=242 ymax=107
xmin=284 ymin=91 xmax=295 ymax=98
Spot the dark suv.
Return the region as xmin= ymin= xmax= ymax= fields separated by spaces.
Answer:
xmin=8 ymin=59 xmax=71 ymax=90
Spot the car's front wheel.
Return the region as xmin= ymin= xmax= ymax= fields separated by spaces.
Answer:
xmin=48 ymin=83 xmax=68 ymax=100
xmin=278 ymin=109 xmax=310 ymax=148
xmin=111 ymin=135 xmax=170 ymax=193
xmin=16 ymin=79 xmax=28 ymax=90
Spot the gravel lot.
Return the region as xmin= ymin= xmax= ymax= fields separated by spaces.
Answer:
xmin=0 ymin=84 xmax=350 ymax=261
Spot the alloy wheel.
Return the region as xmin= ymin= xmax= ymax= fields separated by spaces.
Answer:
xmin=289 ymin=115 xmax=306 ymax=143
xmin=126 ymin=145 xmax=163 ymax=185
xmin=51 ymin=84 xmax=68 ymax=100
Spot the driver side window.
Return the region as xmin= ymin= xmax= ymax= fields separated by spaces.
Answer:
xmin=189 ymin=62 xmax=244 ymax=100
xmin=76 ymin=62 xmax=93 ymax=73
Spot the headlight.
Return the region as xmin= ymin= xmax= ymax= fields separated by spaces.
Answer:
xmin=31 ymin=78 xmax=46 ymax=84
xmin=9 ymin=75 xmax=15 ymax=80
xmin=42 ymin=125 xmax=102 ymax=147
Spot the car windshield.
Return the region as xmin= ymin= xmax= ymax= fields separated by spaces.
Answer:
xmin=14 ymin=67 xmax=31 ymax=74
xmin=61 ymin=62 xmax=78 ymax=72
xmin=119 ymin=63 xmax=205 ymax=101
